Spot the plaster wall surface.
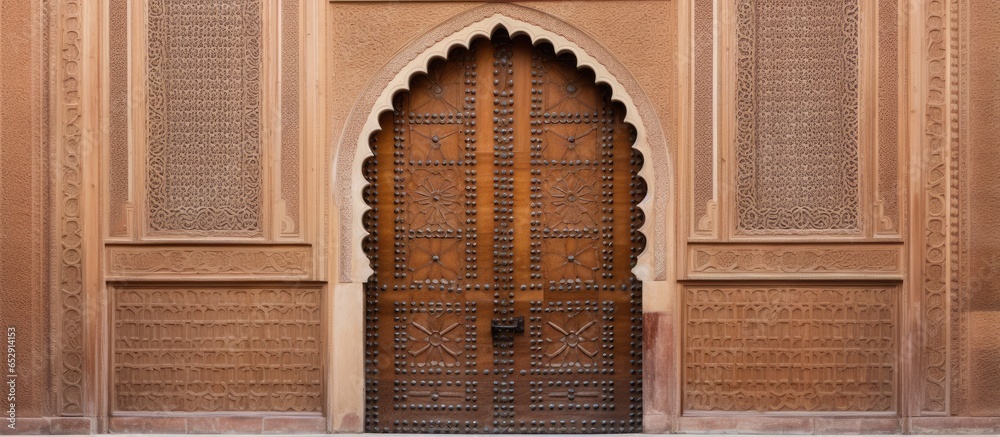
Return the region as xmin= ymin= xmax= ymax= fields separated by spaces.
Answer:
xmin=964 ymin=0 xmax=1000 ymax=417
xmin=0 ymin=0 xmax=49 ymax=421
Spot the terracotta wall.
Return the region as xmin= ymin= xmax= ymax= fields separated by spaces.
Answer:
xmin=0 ymin=0 xmax=50 ymax=423
xmin=960 ymin=0 xmax=1000 ymax=417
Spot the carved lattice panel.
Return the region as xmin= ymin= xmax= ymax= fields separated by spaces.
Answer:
xmin=113 ymin=287 xmax=321 ymax=412
xmin=145 ymin=0 xmax=263 ymax=236
xmin=684 ymin=286 xmax=897 ymax=412
xmin=735 ymin=0 xmax=861 ymax=234
xmin=365 ymin=33 xmax=644 ymax=433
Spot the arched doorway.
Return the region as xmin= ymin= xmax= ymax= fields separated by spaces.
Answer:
xmin=361 ymin=31 xmax=646 ymax=433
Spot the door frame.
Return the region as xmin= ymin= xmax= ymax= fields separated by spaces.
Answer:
xmin=329 ymin=5 xmax=677 ymax=432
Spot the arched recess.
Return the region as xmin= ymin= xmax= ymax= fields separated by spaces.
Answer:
xmin=333 ymin=4 xmax=673 ymax=284
xmin=328 ymin=5 xmax=677 ymax=430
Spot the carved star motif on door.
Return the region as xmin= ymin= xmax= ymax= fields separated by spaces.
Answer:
xmin=540 ymin=126 xmax=600 ymax=162
xmin=409 ymin=237 xmax=462 ymax=281
xmin=544 ymin=169 xmax=599 ymax=229
xmin=539 ymin=62 xmax=599 ymax=115
xmin=406 ymin=313 xmax=463 ymax=368
xmin=408 ymin=58 xmax=467 ymax=115
xmin=540 ymin=237 xmax=600 ymax=281
xmin=408 ymin=125 xmax=463 ymax=161
xmin=542 ymin=310 xmax=599 ymax=367
xmin=406 ymin=168 xmax=463 ymax=230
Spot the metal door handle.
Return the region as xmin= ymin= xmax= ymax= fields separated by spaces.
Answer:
xmin=491 ymin=316 xmax=524 ymax=338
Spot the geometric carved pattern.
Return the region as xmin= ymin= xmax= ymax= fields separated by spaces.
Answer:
xmin=113 ymin=287 xmax=321 ymax=412
xmin=539 ymin=237 xmax=601 ymax=283
xmin=684 ymin=286 xmax=897 ymax=412
xmin=396 ymin=302 xmax=473 ymax=370
xmin=528 ymin=301 xmax=615 ymax=416
xmin=688 ymin=246 xmax=902 ymax=276
xmin=57 ymin=0 xmax=85 ymax=416
xmin=404 ymin=168 xmax=465 ymax=232
xmin=533 ymin=302 xmax=608 ymax=370
xmin=528 ymin=44 xmax=618 ymax=295
xmin=406 ymin=237 xmax=465 ymax=282
xmin=538 ymin=168 xmax=601 ymax=230
xmin=146 ymin=0 xmax=263 ymax=235
xmin=735 ymin=0 xmax=861 ymax=233
xmin=365 ymin=34 xmax=644 ymax=433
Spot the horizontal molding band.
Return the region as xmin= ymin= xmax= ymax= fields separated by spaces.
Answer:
xmin=685 ymin=243 xmax=904 ymax=279
xmin=106 ymin=244 xmax=313 ymax=279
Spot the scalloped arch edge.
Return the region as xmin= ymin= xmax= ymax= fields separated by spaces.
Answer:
xmin=338 ymin=12 xmax=666 ymax=284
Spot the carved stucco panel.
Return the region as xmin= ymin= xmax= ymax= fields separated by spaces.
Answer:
xmin=734 ymin=0 xmax=862 ymax=234
xmin=145 ymin=0 xmax=264 ymax=236
xmin=688 ymin=245 xmax=903 ymax=276
xmin=106 ymin=246 xmax=311 ymax=277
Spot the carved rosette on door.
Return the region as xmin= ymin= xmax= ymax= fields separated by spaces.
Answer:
xmin=362 ymin=32 xmax=646 ymax=433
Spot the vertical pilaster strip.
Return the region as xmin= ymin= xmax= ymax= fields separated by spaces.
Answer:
xmin=877 ymin=0 xmax=900 ymax=234
xmin=108 ymin=0 xmax=127 ymax=237
xmin=54 ymin=0 xmax=85 ymax=416
xmin=947 ymin=0 xmax=962 ymax=416
xmin=691 ymin=0 xmax=714 ymax=236
xmin=921 ymin=0 xmax=950 ymax=415
xmin=955 ymin=0 xmax=970 ymax=415
xmin=280 ymin=0 xmax=300 ymax=237
xmin=82 ymin=0 xmax=104 ymax=421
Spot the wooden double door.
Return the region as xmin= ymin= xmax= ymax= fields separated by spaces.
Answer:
xmin=363 ymin=32 xmax=645 ymax=433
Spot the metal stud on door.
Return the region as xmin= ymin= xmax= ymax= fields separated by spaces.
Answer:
xmin=364 ymin=31 xmax=646 ymax=433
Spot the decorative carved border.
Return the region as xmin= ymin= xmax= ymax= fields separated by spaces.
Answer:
xmin=108 ymin=0 xmax=129 ymax=237
xmin=333 ymin=4 xmax=672 ymax=283
xmin=687 ymin=244 xmax=904 ymax=278
xmin=54 ymin=0 xmax=85 ymax=416
xmin=106 ymin=245 xmax=311 ymax=278
xmin=53 ymin=0 xmax=85 ymax=416
xmin=949 ymin=0 xmax=964 ymax=415
xmin=921 ymin=0 xmax=951 ymax=414
xmin=955 ymin=0 xmax=969 ymax=415
xmin=691 ymin=0 xmax=715 ymax=236
xmin=280 ymin=0 xmax=301 ymax=237
xmin=876 ymin=0 xmax=901 ymax=234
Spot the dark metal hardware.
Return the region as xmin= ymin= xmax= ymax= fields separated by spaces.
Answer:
xmin=491 ymin=316 xmax=524 ymax=338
